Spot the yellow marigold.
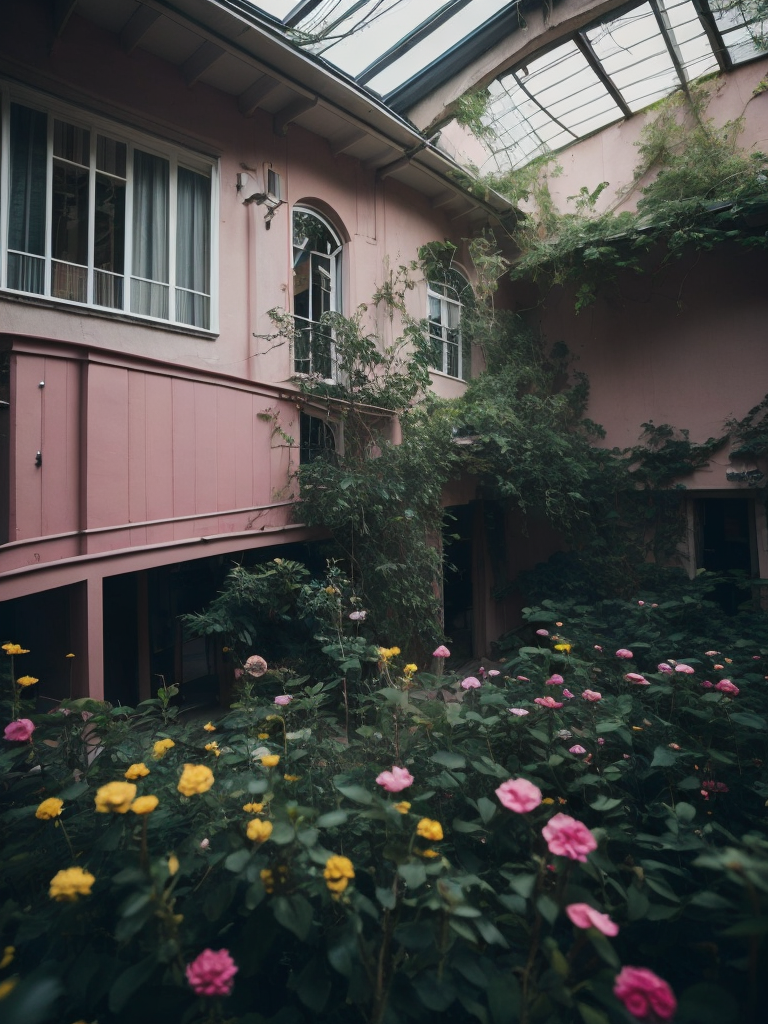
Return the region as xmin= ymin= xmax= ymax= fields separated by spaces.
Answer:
xmin=203 ymin=722 xmax=217 ymax=732
xmin=178 ymin=764 xmax=214 ymax=796
xmin=393 ymin=801 xmax=411 ymax=814
xmin=324 ymin=855 xmax=354 ymax=895
xmin=0 ymin=978 xmax=17 ymax=1000
xmin=36 ymin=797 xmax=64 ymax=820
xmin=130 ymin=795 xmax=159 ymax=815
xmin=243 ymin=802 xmax=264 ymax=813
xmin=16 ymin=675 xmax=39 ymax=687
xmin=403 ymin=664 xmax=418 ymax=676
xmin=124 ymin=763 xmax=150 ymax=780
xmin=283 ymin=774 xmax=300 ymax=782
xmin=258 ymin=732 xmax=270 ymax=739
xmin=553 ymin=643 xmax=572 ymax=653
xmin=95 ymin=781 xmax=137 ymax=814
xmin=324 ymin=586 xmax=336 ymax=594
xmin=168 ymin=854 xmax=180 ymax=876
xmin=65 ymin=653 xmax=76 ymax=658
xmin=247 ymin=819 xmax=273 ymax=843
xmin=416 ymin=818 xmax=443 ymax=842
xmin=205 ymin=742 xmax=221 ymax=757
xmin=0 ymin=946 xmax=14 ymax=970
xmin=261 ymin=754 xmax=280 ymax=768
xmin=49 ymin=865 xmax=95 ymax=901
xmin=417 ymin=848 xmax=440 ymax=858
xmin=2 ymin=643 xmax=29 ymax=655
xmin=541 ymin=797 xmax=555 ymax=805
xmin=261 ymin=868 xmax=275 ymax=893
xmin=153 ymin=738 xmax=175 ymax=759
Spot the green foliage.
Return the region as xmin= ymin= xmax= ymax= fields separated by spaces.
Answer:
xmin=453 ymin=88 xmax=495 ymax=144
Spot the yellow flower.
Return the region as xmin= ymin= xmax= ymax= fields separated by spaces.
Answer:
xmin=403 ymin=664 xmax=418 ymax=676
xmin=283 ymin=774 xmax=300 ymax=782
xmin=36 ymin=797 xmax=64 ymax=820
xmin=417 ymin=848 xmax=440 ymax=858
xmin=95 ymin=781 xmax=137 ymax=814
xmin=553 ymin=643 xmax=572 ymax=653
xmin=168 ymin=854 xmax=180 ymax=876
xmin=205 ymin=742 xmax=221 ymax=757
xmin=261 ymin=868 xmax=275 ymax=893
xmin=378 ymin=646 xmax=401 ymax=661
xmin=632 ymin=726 xmax=643 ymax=732
xmin=0 ymin=946 xmax=14 ymax=970
xmin=324 ymin=586 xmax=336 ymax=594
xmin=0 ymin=978 xmax=18 ymax=1000
xmin=541 ymin=797 xmax=555 ymax=805
xmin=16 ymin=675 xmax=39 ymax=687
xmin=124 ymin=763 xmax=150 ymax=780
xmin=49 ymin=866 xmax=95 ymax=901
xmin=152 ymin=738 xmax=175 ymax=759
xmin=2 ymin=643 xmax=29 ymax=655
xmin=324 ymin=855 xmax=355 ymax=894
xmin=261 ymin=754 xmax=280 ymax=768
xmin=247 ymin=819 xmax=273 ymax=843
xmin=258 ymin=732 xmax=270 ymax=739
xmin=393 ymin=801 xmax=411 ymax=814
xmin=416 ymin=818 xmax=443 ymax=842
xmin=130 ymin=795 xmax=159 ymax=815
xmin=65 ymin=653 xmax=76 ymax=658
xmin=243 ymin=802 xmax=264 ymax=814
xmin=178 ymin=764 xmax=214 ymax=796
xmin=203 ymin=722 xmax=217 ymax=732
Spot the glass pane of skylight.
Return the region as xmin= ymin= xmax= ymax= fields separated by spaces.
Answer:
xmin=316 ymin=0 xmax=437 ymax=77
xmin=249 ymin=0 xmax=297 ymax=20
xmin=365 ymin=0 xmax=508 ymax=96
xmin=722 ymin=22 xmax=768 ymax=61
xmin=659 ymin=0 xmax=720 ymax=79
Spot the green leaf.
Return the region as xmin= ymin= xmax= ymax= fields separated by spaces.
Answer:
xmin=334 ymin=782 xmax=373 ymax=805
xmin=477 ymin=796 xmax=497 ymax=824
xmin=729 ymin=711 xmax=767 ymax=730
xmin=224 ymin=849 xmax=252 ymax=873
xmin=676 ymin=982 xmax=739 ymax=1024
xmin=109 ymin=955 xmax=157 ymax=1013
xmin=293 ymin=955 xmax=331 ymax=1013
xmin=270 ymin=821 xmax=297 ymax=844
xmin=394 ymin=921 xmax=434 ymax=950
xmin=651 ymin=745 xmax=678 ymax=767
xmin=589 ymin=795 xmax=622 ymax=812
xmin=316 ymin=809 xmax=348 ymax=828
xmin=577 ymin=1003 xmax=610 ymax=1024
xmin=431 ymin=750 xmax=466 ymax=769
xmin=508 ymin=873 xmax=536 ymax=899
xmin=273 ymin=894 xmax=314 ymax=940
xmin=398 ymin=861 xmax=427 ymax=889
xmin=376 ymin=885 xmax=396 ymax=910
xmin=536 ymin=894 xmax=559 ymax=925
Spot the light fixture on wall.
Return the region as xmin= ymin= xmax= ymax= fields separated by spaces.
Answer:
xmin=237 ymin=165 xmax=285 ymax=229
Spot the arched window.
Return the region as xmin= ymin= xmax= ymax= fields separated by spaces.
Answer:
xmin=427 ymin=268 xmax=471 ymax=381
xmin=292 ymin=207 xmax=342 ymax=379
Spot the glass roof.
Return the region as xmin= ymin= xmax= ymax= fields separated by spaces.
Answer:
xmin=248 ymin=0 xmax=768 ymax=170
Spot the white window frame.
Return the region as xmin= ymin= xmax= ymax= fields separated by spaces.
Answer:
xmin=428 ymin=276 xmax=465 ymax=380
xmin=0 ymin=82 xmax=219 ymax=333
xmin=292 ymin=205 xmax=342 ymax=380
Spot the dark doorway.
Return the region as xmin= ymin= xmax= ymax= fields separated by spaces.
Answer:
xmin=443 ymin=505 xmax=474 ymax=662
xmin=697 ymin=498 xmax=756 ymax=613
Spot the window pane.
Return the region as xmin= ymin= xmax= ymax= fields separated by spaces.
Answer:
xmin=132 ymin=150 xmax=169 ymax=317
xmin=52 ymin=161 xmax=89 ymax=267
xmin=176 ymin=167 xmax=211 ymax=328
xmin=96 ymin=135 xmax=126 ymax=178
xmin=95 ymin=173 xmax=125 ymax=275
xmin=53 ymin=119 xmax=90 ymax=165
xmin=8 ymin=104 xmax=47 ymax=269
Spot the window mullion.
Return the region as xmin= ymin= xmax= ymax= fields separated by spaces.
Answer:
xmin=169 ymin=153 xmax=177 ymax=324
xmin=86 ymin=127 xmax=95 ymax=306
xmin=44 ymin=112 xmax=53 ymax=298
xmin=124 ymin=142 xmax=134 ymax=314
xmin=0 ymin=89 xmax=9 ymax=290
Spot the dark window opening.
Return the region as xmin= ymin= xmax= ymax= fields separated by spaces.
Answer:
xmin=299 ymin=412 xmax=337 ymax=465
xmin=697 ymin=498 xmax=757 ymax=613
xmin=443 ymin=504 xmax=474 ymax=662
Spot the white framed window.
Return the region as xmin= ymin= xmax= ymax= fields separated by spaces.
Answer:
xmin=427 ymin=269 xmax=470 ymax=380
xmin=0 ymin=84 xmax=218 ymax=331
xmin=292 ymin=206 xmax=342 ymax=379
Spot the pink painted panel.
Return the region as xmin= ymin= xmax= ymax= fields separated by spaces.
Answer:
xmin=85 ymin=365 xmax=130 ymax=529
xmin=233 ymin=397 xmax=256 ymax=509
xmin=127 ymin=372 xmax=148 ymax=528
xmin=143 ymin=374 xmax=174 ymax=524
xmin=170 ymin=377 xmax=197 ymax=518
xmin=40 ymin=357 xmax=80 ymax=537
xmin=13 ymin=355 xmax=46 ymax=541
xmin=193 ymin=382 xmax=218 ymax=513
xmin=214 ymin=388 xmax=237 ymax=512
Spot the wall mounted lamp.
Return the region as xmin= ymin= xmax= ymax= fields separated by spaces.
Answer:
xmin=237 ymin=169 xmax=285 ymax=229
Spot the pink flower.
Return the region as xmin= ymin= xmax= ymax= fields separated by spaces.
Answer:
xmin=186 ymin=948 xmax=238 ymax=997
xmin=200 ymin=838 xmax=210 ymax=849
xmin=545 ymin=673 xmax=564 ymax=686
xmin=701 ymin=780 xmax=728 ymax=792
xmin=461 ymin=676 xmax=481 ymax=690
xmin=478 ymin=667 xmax=487 ymax=678
xmin=715 ymin=679 xmax=739 ymax=695
xmin=566 ymin=902 xmax=619 ymax=936
xmin=569 ymin=745 xmax=587 ymax=755
xmin=615 ymin=649 xmax=633 ymax=659
xmin=562 ymin=689 xmax=574 ymax=699
xmin=536 ymin=629 xmax=549 ymax=636
xmin=349 ymin=610 xmax=366 ymax=621
xmin=637 ymin=601 xmax=645 ymax=606
xmin=375 ymin=765 xmax=414 ymax=792
xmin=657 ymin=663 xmax=673 ymax=673
xmin=701 ymin=680 xmax=713 ymax=689
xmin=234 ymin=668 xmax=243 ymax=679
xmin=594 ymin=645 xmax=603 ymax=651
xmin=625 ymin=673 xmax=649 ymax=685
xmin=244 ymin=655 xmax=268 ymax=677
xmin=534 ymin=696 xmax=563 ymax=709
xmin=488 ymin=669 xmax=500 ymax=677
xmin=613 ymin=966 xmax=676 ymax=1021
xmin=581 ymin=690 xmax=602 ymax=702
xmin=597 ymin=737 xmax=605 ymax=745
xmin=432 ymin=645 xmax=450 ymax=658
xmin=674 ymin=664 xmax=694 ymax=674
xmin=508 ymin=708 xmax=529 ymax=716
xmin=517 ymin=675 xmax=530 ymax=682
xmin=274 ymin=695 xmax=293 ymax=706
xmin=705 ymin=651 xmax=719 ymax=657
xmin=4 ymin=718 xmax=35 ymax=742
xmin=495 ymin=777 xmax=542 ymax=813
xmin=542 ymin=813 xmax=597 ymax=862
xmin=81 ymin=711 xmax=94 ymax=721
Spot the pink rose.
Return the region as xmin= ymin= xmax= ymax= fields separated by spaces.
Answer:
xmin=244 ymin=655 xmax=268 ymax=677
xmin=581 ymin=690 xmax=602 ymax=702
xmin=701 ymin=780 xmax=728 ymax=792
xmin=432 ymin=645 xmax=450 ymax=658
xmin=517 ymin=675 xmax=530 ymax=682
xmin=495 ymin=777 xmax=542 ymax=813
xmin=597 ymin=737 xmax=605 ymax=745
xmin=186 ymin=948 xmax=238 ymax=997
xmin=349 ymin=610 xmax=366 ymax=621
xmin=375 ymin=765 xmax=414 ymax=792
xmin=615 ymin=649 xmax=633 ymax=659
xmin=478 ymin=667 xmax=487 ymax=678
xmin=461 ymin=676 xmax=481 ymax=690
xmin=657 ymin=663 xmax=673 ymax=674
xmin=594 ymin=645 xmax=603 ymax=651
xmin=536 ymin=629 xmax=549 ymax=637
xmin=674 ymin=664 xmax=694 ymax=674
xmin=274 ymin=695 xmax=293 ymax=706
xmin=625 ymin=673 xmax=649 ymax=685
xmin=566 ymin=902 xmax=619 ymax=936
xmin=569 ymin=745 xmax=587 ymax=755
xmin=705 ymin=651 xmax=719 ymax=657
xmin=542 ymin=813 xmax=597 ymax=862
xmin=613 ymin=966 xmax=676 ymax=1020
xmin=4 ymin=718 xmax=35 ymax=742
xmin=534 ymin=696 xmax=563 ymax=709
xmin=562 ymin=689 xmax=574 ymax=699
xmin=488 ymin=669 xmax=500 ymax=677
xmin=545 ymin=674 xmax=564 ymax=686
xmin=637 ymin=601 xmax=645 ymax=606
xmin=701 ymin=680 xmax=713 ymax=689
xmin=715 ymin=679 xmax=739 ymax=695
xmin=508 ymin=708 xmax=529 ymax=716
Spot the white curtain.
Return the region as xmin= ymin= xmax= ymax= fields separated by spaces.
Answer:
xmin=131 ymin=150 xmax=169 ymax=318
xmin=175 ymin=167 xmax=210 ymax=328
